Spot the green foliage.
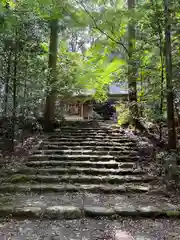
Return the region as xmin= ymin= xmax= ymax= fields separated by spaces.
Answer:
xmin=56 ymin=42 xmax=83 ymax=94
xmin=0 ymin=0 xmax=180 ymax=129
xmin=77 ymin=42 xmax=127 ymax=100
xmin=116 ymin=103 xmax=131 ymax=126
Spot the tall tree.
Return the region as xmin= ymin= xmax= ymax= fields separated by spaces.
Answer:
xmin=128 ymin=0 xmax=138 ymax=120
xmin=44 ymin=19 xmax=59 ymax=131
xmin=164 ymin=0 xmax=176 ymax=149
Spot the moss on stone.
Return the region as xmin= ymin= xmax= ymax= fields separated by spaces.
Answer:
xmin=9 ymin=174 xmax=33 ymax=183
xmin=166 ymin=210 xmax=180 ymax=217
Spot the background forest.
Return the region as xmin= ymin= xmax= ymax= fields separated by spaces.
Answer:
xmin=0 ymin=0 xmax=179 ymax=152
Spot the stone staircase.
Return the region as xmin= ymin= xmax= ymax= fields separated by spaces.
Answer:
xmin=0 ymin=121 xmax=179 ymax=220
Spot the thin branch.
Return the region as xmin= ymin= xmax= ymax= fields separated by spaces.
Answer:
xmin=76 ymin=0 xmax=129 ymax=56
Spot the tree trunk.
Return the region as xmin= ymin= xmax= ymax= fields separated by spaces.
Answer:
xmin=3 ymin=49 xmax=11 ymax=117
xmin=164 ymin=0 xmax=176 ymax=149
xmin=127 ymin=0 xmax=138 ymax=120
xmin=20 ymin=58 xmax=28 ymax=143
xmin=44 ymin=19 xmax=58 ymax=132
xmin=159 ymin=54 xmax=164 ymax=140
xmin=3 ymin=2 xmax=11 ymax=117
xmin=150 ymin=0 xmax=165 ymax=140
xmin=174 ymin=100 xmax=180 ymax=132
xmin=11 ymin=36 xmax=18 ymax=151
xmin=139 ymin=67 xmax=143 ymax=118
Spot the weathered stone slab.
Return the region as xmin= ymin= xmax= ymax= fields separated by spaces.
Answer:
xmin=0 ymin=190 xmax=180 ymax=219
xmin=115 ymin=206 xmax=137 ymax=216
xmin=41 ymin=141 xmax=136 ymax=147
xmin=14 ymin=206 xmax=42 ymax=217
xmin=28 ymin=154 xmax=139 ymax=162
xmin=84 ymin=206 xmax=115 ymax=217
xmin=16 ymin=167 xmax=144 ymax=176
xmin=47 ymin=137 xmax=136 ymax=143
xmin=44 ymin=205 xmax=82 ymax=219
xmin=0 ymin=204 xmax=180 ymax=219
xmin=0 ymin=206 xmax=42 ymax=218
xmin=137 ymin=206 xmax=163 ymax=217
xmin=26 ymin=160 xmax=131 ymax=169
xmin=34 ymin=149 xmax=138 ymax=156
xmin=9 ymin=173 xmax=155 ymax=184
xmin=0 ymin=183 xmax=151 ymax=193
xmin=39 ymin=145 xmax=138 ymax=151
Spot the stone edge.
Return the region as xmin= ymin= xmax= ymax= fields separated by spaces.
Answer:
xmin=0 ymin=205 xmax=180 ymax=219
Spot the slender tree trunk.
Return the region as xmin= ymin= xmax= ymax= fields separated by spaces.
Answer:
xmin=159 ymin=54 xmax=164 ymax=140
xmin=139 ymin=66 xmax=143 ymax=118
xmin=3 ymin=49 xmax=11 ymax=117
xmin=150 ymin=0 xmax=165 ymax=140
xmin=164 ymin=0 xmax=176 ymax=149
xmin=128 ymin=0 xmax=138 ymax=120
xmin=11 ymin=36 xmax=18 ymax=151
xmin=158 ymin=31 xmax=165 ymax=140
xmin=44 ymin=19 xmax=58 ymax=132
xmin=21 ymin=59 xmax=28 ymax=143
xmin=174 ymin=100 xmax=180 ymax=127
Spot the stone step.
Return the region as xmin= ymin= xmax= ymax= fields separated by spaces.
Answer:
xmin=0 ymin=183 xmax=153 ymax=194
xmin=57 ymin=127 xmax=114 ymax=131
xmin=28 ymin=154 xmax=140 ymax=162
xmin=47 ymin=133 xmax=135 ymax=139
xmin=0 ymin=192 xmax=178 ymax=219
xmin=34 ymin=149 xmax=139 ymax=156
xmin=50 ymin=130 xmax=126 ymax=134
xmin=58 ymin=131 xmax=126 ymax=135
xmin=45 ymin=137 xmax=136 ymax=144
xmin=56 ymin=132 xmax=127 ymax=137
xmin=16 ymin=167 xmax=145 ymax=176
xmin=51 ymin=133 xmax=126 ymax=137
xmin=58 ymin=129 xmax=105 ymax=132
xmin=58 ymin=128 xmax=124 ymax=133
xmin=8 ymin=173 xmax=155 ymax=184
xmin=2 ymin=204 xmax=179 ymax=220
xmin=46 ymin=138 xmax=136 ymax=144
xmin=41 ymin=141 xmax=137 ymax=147
xmin=26 ymin=160 xmax=135 ymax=168
xmin=39 ymin=145 xmax=138 ymax=151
